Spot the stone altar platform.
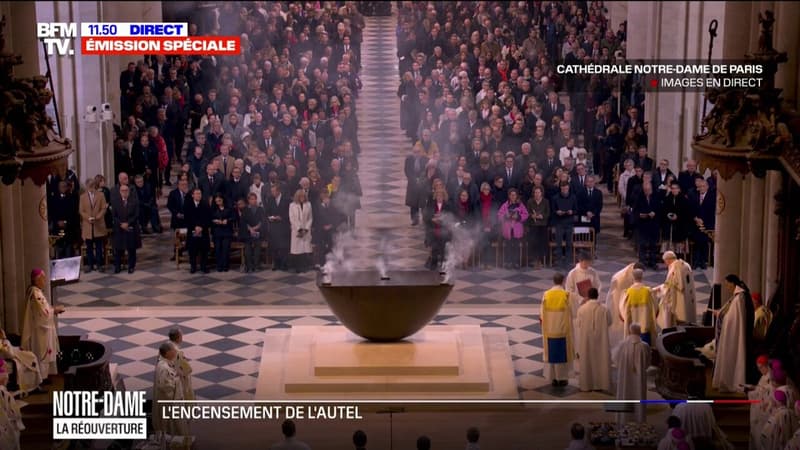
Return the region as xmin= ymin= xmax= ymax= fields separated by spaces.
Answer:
xmin=255 ymin=325 xmax=518 ymax=400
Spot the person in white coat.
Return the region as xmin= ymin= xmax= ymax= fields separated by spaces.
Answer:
xmin=673 ymin=382 xmax=733 ymax=450
xmin=0 ymin=361 xmax=24 ymax=450
xmin=746 ymin=355 xmax=773 ymax=448
xmin=606 ymin=262 xmax=646 ymax=347
xmin=288 ymin=189 xmax=313 ymax=273
xmin=575 ymin=288 xmax=611 ymax=392
xmin=21 ymin=268 xmax=65 ymax=380
xmin=785 ymin=400 xmax=800 ymax=450
xmin=657 ymin=416 xmax=694 ymax=450
xmin=654 ymin=251 xmax=696 ymax=328
xmin=712 ymin=274 xmax=754 ymax=393
xmin=565 ymin=253 xmax=603 ymax=319
xmin=759 ymin=390 xmax=797 ymax=450
xmin=616 ymin=324 xmax=650 ymax=424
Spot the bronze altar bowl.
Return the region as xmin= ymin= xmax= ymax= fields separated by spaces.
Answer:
xmin=317 ymin=270 xmax=454 ymax=342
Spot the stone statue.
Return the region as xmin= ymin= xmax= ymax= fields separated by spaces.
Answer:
xmin=758 ymin=11 xmax=775 ymax=52
xmin=0 ymin=15 xmax=61 ymax=163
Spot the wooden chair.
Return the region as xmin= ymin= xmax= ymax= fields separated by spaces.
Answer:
xmin=572 ymin=227 xmax=595 ymax=263
xmin=499 ymin=238 xmax=524 ymax=268
xmin=174 ymin=229 xmax=187 ymax=269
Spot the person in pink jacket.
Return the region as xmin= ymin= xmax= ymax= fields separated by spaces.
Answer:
xmin=497 ymin=188 xmax=529 ymax=269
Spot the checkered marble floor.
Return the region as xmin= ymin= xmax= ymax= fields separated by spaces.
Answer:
xmin=55 ymin=12 xmax=713 ymax=401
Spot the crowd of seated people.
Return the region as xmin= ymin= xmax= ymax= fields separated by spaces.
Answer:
xmin=49 ymin=2 xmax=369 ymax=274
xmin=396 ymin=1 xmax=636 ymax=270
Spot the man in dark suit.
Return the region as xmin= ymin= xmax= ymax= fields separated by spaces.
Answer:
xmin=198 ymin=163 xmax=224 ymax=205
xmin=184 ymin=188 xmax=211 ymax=273
xmin=404 ymin=145 xmax=428 ymax=225
xmin=167 ymin=178 xmax=190 ymax=230
xmin=49 ymin=180 xmax=79 ymax=258
xmin=226 ymin=166 xmax=250 ymax=205
xmin=499 ymin=154 xmax=522 ymax=190
xmin=265 ymin=183 xmax=291 ymax=271
xmin=286 ymin=135 xmax=308 ymax=175
xmin=677 ymin=159 xmax=700 ymax=194
xmin=633 ymin=182 xmax=660 ymax=269
xmin=111 ymin=184 xmax=140 ymax=273
xmin=635 ymin=146 xmax=654 ymax=172
xmin=312 ymin=190 xmax=344 ymax=266
xmin=578 ymin=175 xmax=604 ymax=234
xmin=651 ymin=158 xmax=675 ymax=192
xmin=689 ymin=179 xmax=715 ymax=269
xmin=538 ymin=146 xmax=561 ymax=180
xmin=570 ymin=161 xmax=587 ymax=190
xmin=542 ymin=91 xmax=565 ymax=125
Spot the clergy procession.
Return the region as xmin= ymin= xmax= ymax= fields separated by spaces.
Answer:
xmin=539 ymin=248 xmax=800 ymax=449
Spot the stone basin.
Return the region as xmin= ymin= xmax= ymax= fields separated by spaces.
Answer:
xmin=317 ymin=270 xmax=454 ymax=342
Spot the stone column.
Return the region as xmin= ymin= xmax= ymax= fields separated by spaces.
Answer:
xmin=0 ymin=180 xmax=51 ymax=333
xmin=774 ymin=1 xmax=800 ymax=109
xmin=744 ymin=175 xmax=766 ymax=290
xmin=713 ymin=173 xmax=745 ymax=298
xmin=0 ymin=183 xmax=24 ymax=332
xmin=763 ymin=171 xmax=783 ymax=300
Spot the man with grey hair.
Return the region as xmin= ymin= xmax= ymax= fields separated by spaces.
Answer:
xmin=654 ymin=251 xmax=696 ymax=328
xmin=616 ymin=323 xmax=651 ymax=424
xmin=167 ymin=328 xmax=194 ymax=401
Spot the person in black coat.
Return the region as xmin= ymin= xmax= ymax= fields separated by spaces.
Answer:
xmin=577 ymin=175 xmax=604 ymax=234
xmin=313 ymin=190 xmax=344 ymax=266
xmin=265 ymin=183 xmax=291 ymax=271
xmin=423 ymin=189 xmax=453 ymax=271
xmin=404 ymin=145 xmax=429 ymax=225
xmin=225 ymin=166 xmax=250 ymax=205
xmin=167 ymin=179 xmax=190 ymax=230
xmin=113 ymin=138 xmax=133 ymax=178
xmin=111 ymin=184 xmax=140 ymax=273
xmin=184 ymin=188 xmax=211 ymax=273
xmin=49 ymin=180 xmax=79 ymax=258
xmin=633 ymin=183 xmax=660 ymax=268
xmin=133 ymin=175 xmax=162 ymax=233
xmin=241 ymin=193 xmax=266 ymax=273
xmin=689 ymin=179 xmax=715 ymax=269
xmin=660 ymin=182 xmax=691 ymax=255
xmin=634 ymin=146 xmax=654 ymax=172
xmin=551 ymin=182 xmax=578 ymax=266
xmin=210 ymin=194 xmax=235 ymax=272
xmin=198 ymin=163 xmax=224 ymax=205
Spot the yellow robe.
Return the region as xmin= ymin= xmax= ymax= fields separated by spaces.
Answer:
xmin=21 ymin=286 xmax=60 ymax=379
xmin=622 ymin=284 xmax=658 ymax=344
xmin=541 ymin=286 xmax=574 ymax=364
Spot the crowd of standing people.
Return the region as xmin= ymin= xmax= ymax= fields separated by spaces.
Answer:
xmin=49 ymin=1 xmax=370 ymax=274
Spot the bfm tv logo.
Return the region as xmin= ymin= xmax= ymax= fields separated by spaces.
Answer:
xmin=37 ymin=23 xmax=76 ymax=56
xmin=53 ymin=391 xmax=147 ymax=439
